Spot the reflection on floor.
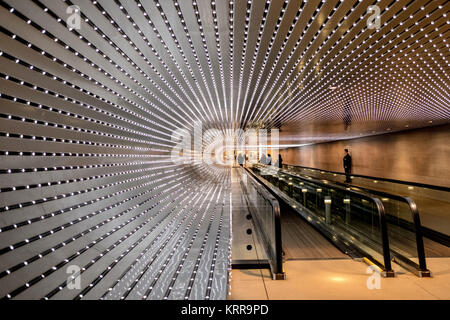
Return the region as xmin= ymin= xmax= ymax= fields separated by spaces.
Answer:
xmin=229 ymin=258 xmax=450 ymax=300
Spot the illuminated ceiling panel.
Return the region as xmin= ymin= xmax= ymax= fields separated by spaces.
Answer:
xmin=0 ymin=0 xmax=447 ymax=140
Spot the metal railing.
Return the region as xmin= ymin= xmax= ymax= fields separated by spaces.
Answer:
xmin=251 ymin=164 xmax=395 ymax=276
xmin=284 ymin=165 xmax=431 ymax=277
xmin=239 ymin=166 xmax=285 ymax=280
xmin=285 ymin=164 xmax=450 ymax=247
xmin=283 ymin=164 xmax=450 ymax=192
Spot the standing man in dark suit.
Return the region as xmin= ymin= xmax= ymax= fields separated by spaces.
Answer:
xmin=343 ymin=149 xmax=352 ymax=183
xmin=277 ymin=154 xmax=283 ymax=169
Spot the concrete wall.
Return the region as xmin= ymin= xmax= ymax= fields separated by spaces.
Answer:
xmin=280 ymin=124 xmax=450 ymax=187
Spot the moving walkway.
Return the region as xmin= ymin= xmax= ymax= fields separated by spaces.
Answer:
xmin=247 ymin=164 xmax=439 ymax=278
xmin=234 ymin=166 xmax=361 ymax=280
xmin=283 ymin=164 xmax=450 ymax=246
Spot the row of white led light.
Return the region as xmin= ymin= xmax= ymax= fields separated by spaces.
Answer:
xmin=211 ymin=0 xmax=229 ymax=123
xmin=234 ymin=0 xmax=253 ymax=128
xmin=174 ymin=0 xmax=221 ymax=125
xmin=1 ymin=165 xmax=199 ymax=290
xmin=179 ymin=184 xmax=226 ymax=300
xmin=191 ymin=0 xmax=224 ymax=125
xmin=135 ymin=177 xmax=228 ymax=300
xmin=0 ymin=10 xmax=193 ymax=149
xmin=254 ymin=0 xmax=388 ymax=124
xmin=259 ymin=1 xmax=449 ymax=127
xmin=0 ymin=166 xmax=181 ymax=235
xmin=1 ymin=176 xmax=178 ymax=268
xmin=285 ymin=19 xmax=449 ymax=123
xmin=240 ymin=0 xmax=272 ymax=127
xmin=0 ymin=160 xmax=177 ymax=197
xmin=229 ymin=0 xmax=234 ymax=126
xmin=173 ymin=0 xmax=225 ymax=126
xmin=203 ymin=183 xmax=230 ymax=300
xmin=140 ymin=185 xmax=221 ymax=300
xmin=103 ymin=184 xmax=204 ymax=300
xmin=81 ymin=184 xmax=196 ymax=301
xmin=129 ymin=0 xmax=211 ymax=124
xmin=103 ymin=170 xmax=228 ymax=300
xmin=5 ymin=175 xmax=193 ymax=300
xmin=44 ymin=0 xmax=193 ymax=131
xmin=138 ymin=0 xmax=214 ymax=124
xmin=239 ymin=0 xmax=378 ymax=124
xmin=255 ymin=0 xmax=345 ymax=121
xmin=278 ymin=10 xmax=449 ymax=126
xmin=0 ymin=47 xmax=177 ymax=145
xmin=103 ymin=181 xmax=208 ymax=300
xmin=3 ymin=4 xmax=185 ymax=137
xmin=93 ymin=0 xmax=201 ymax=126
xmin=248 ymin=0 xmax=324 ymax=125
xmin=0 ymin=111 xmax=155 ymax=152
xmin=0 ymin=165 xmax=179 ymax=212
xmin=260 ymin=0 xmax=389 ymax=120
xmin=46 ymin=178 xmax=198 ymax=300
xmin=270 ymin=2 xmax=450 ymax=125
xmin=72 ymin=0 xmax=197 ymax=130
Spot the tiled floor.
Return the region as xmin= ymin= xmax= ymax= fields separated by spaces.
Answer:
xmin=229 ymin=257 xmax=450 ymax=300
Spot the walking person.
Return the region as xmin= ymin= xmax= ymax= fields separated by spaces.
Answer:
xmin=260 ymin=153 xmax=267 ymax=165
xmin=267 ymin=154 xmax=272 ymax=166
xmin=343 ymin=149 xmax=352 ymax=183
xmin=237 ymin=153 xmax=244 ymax=166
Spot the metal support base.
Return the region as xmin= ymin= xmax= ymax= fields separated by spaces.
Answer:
xmin=272 ymin=273 xmax=286 ymax=280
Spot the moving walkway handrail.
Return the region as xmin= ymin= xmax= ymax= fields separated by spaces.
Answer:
xmin=252 ymin=164 xmax=394 ymax=274
xmin=239 ymin=166 xmax=285 ymax=280
xmin=329 ymin=182 xmax=428 ymax=275
xmin=283 ymin=164 xmax=450 ymax=192
xmin=285 ymin=164 xmax=450 ymax=248
xmin=284 ymin=165 xmax=430 ymax=276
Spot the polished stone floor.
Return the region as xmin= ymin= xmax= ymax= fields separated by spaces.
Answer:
xmin=229 ymin=257 xmax=450 ymax=300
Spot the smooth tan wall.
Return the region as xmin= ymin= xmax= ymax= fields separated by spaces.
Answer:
xmin=280 ymin=124 xmax=450 ymax=187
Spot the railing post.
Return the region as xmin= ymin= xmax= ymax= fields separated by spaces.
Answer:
xmin=405 ymin=198 xmax=429 ymax=275
xmin=324 ymin=196 xmax=332 ymax=224
xmin=302 ymin=188 xmax=307 ymax=206
xmin=344 ymin=198 xmax=351 ymax=224
xmin=273 ymin=203 xmax=285 ymax=280
xmin=373 ymin=198 xmax=394 ymax=276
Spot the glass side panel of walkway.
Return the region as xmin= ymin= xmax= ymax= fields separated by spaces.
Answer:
xmin=283 ymin=164 xmax=450 ymax=240
xmin=249 ymin=164 xmax=437 ymax=277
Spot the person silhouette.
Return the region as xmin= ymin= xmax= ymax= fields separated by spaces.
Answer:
xmin=260 ymin=153 xmax=267 ymax=165
xmin=237 ymin=153 xmax=244 ymax=166
xmin=277 ymin=154 xmax=283 ymax=169
xmin=343 ymin=149 xmax=352 ymax=183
